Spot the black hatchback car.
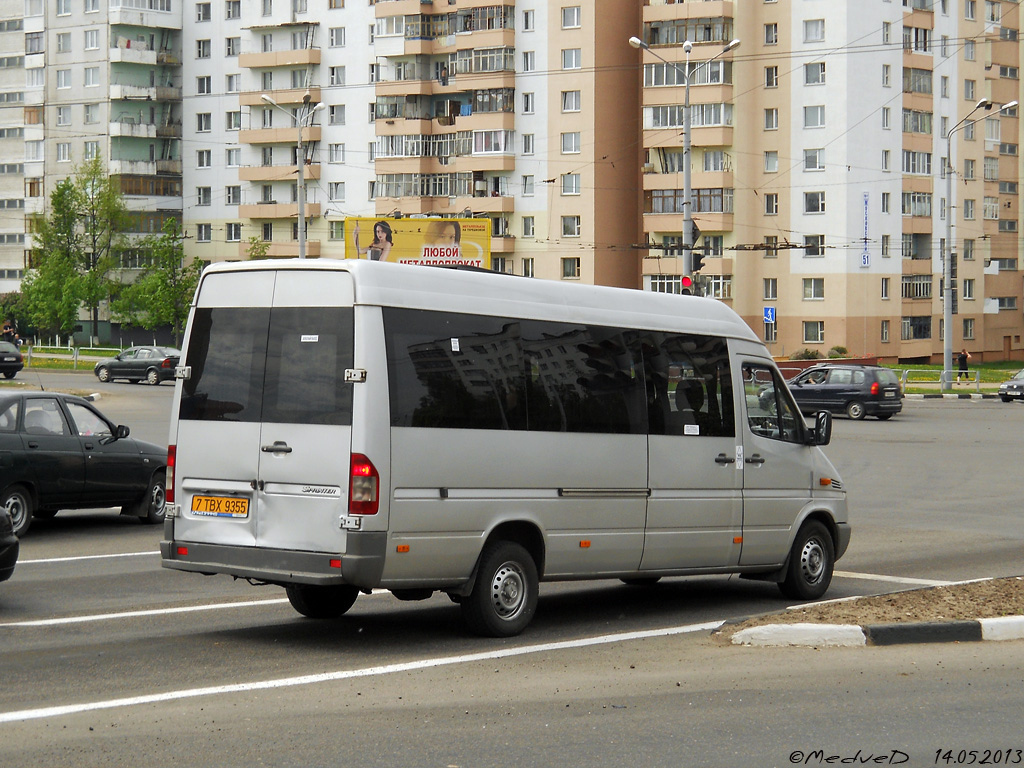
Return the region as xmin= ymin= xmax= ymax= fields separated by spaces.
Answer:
xmin=0 ymin=341 xmax=23 ymax=379
xmin=94 ymin=346 xmax=181 ymax=385
xmin=0 ymin=507 xmax=17 ymax=582
xmin=0 ymin=392 xmax=167 ymax=537
xmin=785 ymin=364 xmax=903 ymax=420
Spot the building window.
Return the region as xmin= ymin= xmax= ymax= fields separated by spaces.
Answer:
xmin=803 ymin=277 xmax=825 ymax=300
xmin=881 ymin=234 xmax=891 ymax=256
xmin=56 ymin=32 xmax=71 ymax=52
xmin=523 ymin=134 xmax=534 ymax=155
xmin=225 ymin=185 xmax=241 ymax=205
xmin=804 ymin=19 xmax=825 ymax=42
xmin=561 ymin=216 xmax=581 ymax=237
xmin=764 ymin=236 xmax=779 ymax=258
xmin=197 ymin=76 xmax=212 ymax=94
xmin=329 ymin=27 xmax=345 ymax=47
xmin=561 ymin=6 xmax=580 ymax=28
xmin=56 ymin=106 xmax=71 ymax=126
xmin=522 ymin=216 xmax=535 ymax=237
xmin=804 ymin=62 xmax=825 ymax=86
xmin=522 ymin=175 xmax=534 ymax=196
xmin=561 ymin=257 xmax=581 ymax=279
xmin=765 ymin=194 xmax=778 ymax=215
xmin=328 ymin=143 xmax=345 ymax=163
xmin=561 ymin=132 xmax=581 ymax=154
xmin=804 ymin=191 xmax=825 ymax=214
xmin=57 ymin=143 xmax=71 ymax=163
xmin=522 ymin=258 xmax=535 ymax=278
xmin=226 ymin=37 xmax=239 ymax=56
xmin=765 ymin=66 xmax=779 ymax=88
xmin=881 ymin=320 xmax=890 ymax=343
xmin=763 ymin=278 xmax=778 ymax=300
xmin=523 ymin=10 xmax=535 ymax=31
xmin=523 ymin=92 xmax=534 ymax=113
xmin=84 ymin=29 xmax=99 ymax=50
xmin=764 ymin=23 xmax=778 ymax=45
xmin=57 ymin=70 xmax=71 ymax=89
xmin=764 ymin=151 xmax=778 ymax=173
xmin=197 ymin=149 xmax=212 ymax=168
xmin=804 ymin=148 xmax=824 ymax=171
xmin=804 ymin=235 xmax=825 ymax=257
xmin=803 ymin=321 xmax=825 ymax=344
xmin=197 ymin=187 xmax=211 ymax=206
xmin=196 ymin=39 xmax=211 ymax=58
xmin=196 ymin=113 xmax=212 ymax=132
xmin=561 ymin=174 xmax=580 ymax=196
xmin=804 ymin=105 xmax=825 ymax=128
xmin=329 ymin=105 xmax=345 ymax=125
xmin=561 ymin=49 xmax=581 ymax=70
xmin=226 ymin=223 xmax=241 ymax=242
xmin=329 ymin=182 xmax=345 ymax=201
xmin=881 ymin=277 xmax=890 ymax=299
xmin=705 ymin=275 xmax=732 ymax=300
xmin=561 ymin=90 xmax=580 ymax=112
xmin=196 ymin=224 xmax=212 ymax=242
xmin=881 ymin=193 xmax=890 ymax=214
xmin=196 ymin=2 xmax=211 ymax=21
xmin=963 ymin=318 xmax=975 ymax=340
xmin=764 ymin=108 xmax=778 ymax=131
xmin=329 ymin=66 xmax=345 ymax=86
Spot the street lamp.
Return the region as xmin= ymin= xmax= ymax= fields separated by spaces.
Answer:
xmin=260 ymin=93 xmax=325 ymax=259
xmin=943 ymin=97 xmax=1017 ymax=388
xmin=629 ymin=35 xmax=740 ymax=279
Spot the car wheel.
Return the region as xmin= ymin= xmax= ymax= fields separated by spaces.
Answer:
xmin=3 ymin=372 xmax=14 ymax=379
xmin=845 ymin=400 xmax=866 ymax=420
xmin=876 ymin=413 xmax=893 ymax=421
xmin=146 ymin=368 xmax=160 ymax=385
xmin=286 ymin=584 xmax=359 ymax=619
xmin=2 ymin=485 xmax=33 ymax=537
xmin=128 ymin=470 xmax=166 ymax=524
xmin=778 ymin=520 xmax=835 ymax=601
xmin=1001 ymin=396 xmax=1012 ymax=403
xmin=96 ymin=366 xmax=110 ymax=383
xmin=461 ymin=541 xmax=539 ymax=637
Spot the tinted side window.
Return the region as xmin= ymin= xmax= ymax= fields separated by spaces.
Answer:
xmin=0 ymin=400 xmax=18 ymax=432
xmin=743 ymin=363 xmax=804 ymax=443
xmin=641 ymin=331 xmax=734 ymax=437
xmin=386 ymin=308 xmax=525 ymax=430
xmin=181 ymin=307 xmax=353 ymax=426
xmin=180 ymin=308 xmax=269 ymax=422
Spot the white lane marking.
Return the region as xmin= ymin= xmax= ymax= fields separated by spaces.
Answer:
xmin=0 ymin=620 xmax=724 ymax=724
xmin=0 ymin=598 xmax=289 ymax=628
xmin=834 ymin=570 xmax=954 ymax=587
xmin=20 ymin=551 xmax=158 ymax=565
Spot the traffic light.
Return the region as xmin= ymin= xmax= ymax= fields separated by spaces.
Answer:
xmin=691 ymin=252 xmax=705 ymax=273
xmin=680 ymin=275 xmax=693 ymax=295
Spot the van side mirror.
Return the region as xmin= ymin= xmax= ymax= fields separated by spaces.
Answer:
xmin=811 ymin=410 xmax=832 ymax=446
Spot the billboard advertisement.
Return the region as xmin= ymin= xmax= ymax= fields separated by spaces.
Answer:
xmin=344 ymin=217 xmax=491 ymax=268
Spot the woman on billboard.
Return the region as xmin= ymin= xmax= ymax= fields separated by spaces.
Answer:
xmin=353 ymin=220 xmax=394 ymax=261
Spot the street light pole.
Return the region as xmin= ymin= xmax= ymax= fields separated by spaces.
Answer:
xmin=629 ymin=35 xmax=740 ymax=280
xmin=261 ymin=93 xmax=325 ymax=259
xmin=943 ymin=97 xmax=1016 ymax=388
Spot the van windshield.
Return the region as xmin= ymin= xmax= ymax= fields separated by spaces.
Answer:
xmin=180 ymin=306 xmax=354 ymax=425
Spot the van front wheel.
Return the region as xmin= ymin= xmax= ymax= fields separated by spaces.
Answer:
xmin=462 ymin=541 xmax=538 ymax=637
xmin=286 ymin=584 xmax=359 ymax=619
xmin=778 ymin=520 xmax=834 ymax=601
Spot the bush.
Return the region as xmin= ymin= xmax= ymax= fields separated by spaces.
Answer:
xmin=791 ymin=348 xmax=823 ymax=360
xmin=827 ymin=346 xmax=849 ymax=359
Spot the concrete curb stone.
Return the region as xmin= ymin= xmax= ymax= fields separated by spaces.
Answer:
xmin=730 ymin=614 xmax=1024 ymax=647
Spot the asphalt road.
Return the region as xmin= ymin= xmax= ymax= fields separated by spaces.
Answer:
xmin=1 ymin=377 xmax=1022 ymax=767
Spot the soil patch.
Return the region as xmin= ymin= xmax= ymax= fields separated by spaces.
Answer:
xmin=714 ymin=576 xmax=1024 ymax=641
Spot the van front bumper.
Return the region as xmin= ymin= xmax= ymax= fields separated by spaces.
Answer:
xmin=160 ymin=533 xmax=387 ymax=588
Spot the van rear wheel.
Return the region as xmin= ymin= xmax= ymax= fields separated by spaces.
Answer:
xmin=462 ymin=541 xmax=538 ymax=637
xmin=778 ymin=520 xmax=834 ymax=601
xmin=286 ymin=584 xmax=359 ymax=619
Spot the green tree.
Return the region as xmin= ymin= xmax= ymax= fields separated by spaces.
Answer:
xmin=21 ymin=177 xmax=83 ymax=339
xmin=111 ymin=219 xmax=200 ymax=347
xmin=22 ymin=155 xmax=130 ymax=343
xmin=246 ymin=235 xmax=270 ymax=260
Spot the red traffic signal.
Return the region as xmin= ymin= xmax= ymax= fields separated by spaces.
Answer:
xmin=681 ymin=275 xmax=693 ymax=295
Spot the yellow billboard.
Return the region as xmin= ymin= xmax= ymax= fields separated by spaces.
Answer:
xmin=345 ymin=217 xmax=491 ymax=268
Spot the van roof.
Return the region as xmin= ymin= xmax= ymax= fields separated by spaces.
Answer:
xmin=201 ymin=258 xmax=759 ymax=342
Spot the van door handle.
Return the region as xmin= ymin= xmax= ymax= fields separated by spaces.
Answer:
xmin=714 ymin=453 xmax=735 ymax=465
xmin=261 ymin=441 xmax=292 ymax=454
xmin=745 ymin=454 xmax=766 ymax=465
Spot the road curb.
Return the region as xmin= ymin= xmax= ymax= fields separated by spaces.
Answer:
xmin=729 ymin=615 xmax=1024 ymax=647
xmin=905 ymin=393 xmax=999 ymax=400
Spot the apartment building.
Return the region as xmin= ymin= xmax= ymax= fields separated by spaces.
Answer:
xmin=0 ymin=0 xmax=26 ymax=294
xmin=20 ymin=0 xmax=183 ymax=286
xmin=638 ymin=0 xmax=1023 ymax=363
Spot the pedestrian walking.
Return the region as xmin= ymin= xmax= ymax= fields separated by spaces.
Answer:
xmin=957 ymin=348 xmax=971 ymax=383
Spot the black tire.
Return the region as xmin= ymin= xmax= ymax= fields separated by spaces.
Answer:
xmin=1001 ymin=396 xmax=1012 ymax=403
xmin=96 ymin=366 xmax=110 ymax=383
xmin=3 ymin=371 xmax=14 ymax=379
xmin=461 ymin=541 xmax=539 ymax=637
xmin=876 ymin=413 xmax=893 ymax=421
xmin=127 ymin=470 xmax=166 ymax=524
xmin=146 ymin=368 xmax=160 ymax=385
xmin=2 ymin=485 xmax=33 ymax=537
xmin=778 ymin=520 xmax=835 ymax=600
xmin=286 ymin=584 xmax=359 ymax=619
xmin=845 ymin=400 xmax=866 ymax=420
xmin=620 ymin=576 xmax=662 ymax=586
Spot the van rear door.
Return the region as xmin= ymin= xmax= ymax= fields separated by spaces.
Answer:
xmin=174 ymin=269 xmax=356 ymax=554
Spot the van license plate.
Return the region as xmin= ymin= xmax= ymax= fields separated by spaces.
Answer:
xmin=191 ymin=495 xmax=250 ymax=518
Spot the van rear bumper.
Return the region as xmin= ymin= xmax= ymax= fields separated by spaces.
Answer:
xmin=159 ymin=532 xmax=387 ymax=588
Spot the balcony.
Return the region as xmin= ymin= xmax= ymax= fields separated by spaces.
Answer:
xmin=239 ymin=164 xmax=321 ymax=182
xmin=110 ymin=41 xmax=157 ymax=65
xmin=238 ymin=201 xmax=321 ymax=220
xmin=238 ymin=240 xmax=322 ymax=259
xmin=239 ymin=48 xmax=321 ymax=69
xmin=239 ymin=126 xmax=322 ymax=145
xmin=109 ymin=119 xmax=158 ymax=139
xmin=156 ymin=159 xmax=182 ymax=174
xmin=239 ymin=87 xmax=321 ymax=107
xmin=109 ymin=159 xmax=157 ymax=175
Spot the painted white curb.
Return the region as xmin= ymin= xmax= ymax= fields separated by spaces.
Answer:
xmin=980 ymin=615 xmax=1024 ymax=641
xmin=731 ymin=622 xmax=866 ymax=647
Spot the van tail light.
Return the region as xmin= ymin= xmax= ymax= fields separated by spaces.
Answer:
xmin=870 ymin=382 xmax=880 ymax=395
xmin=166 ymin=444 xmax=176 ymax=504
xmin=349 ymin=453 xmax=379 ymax=515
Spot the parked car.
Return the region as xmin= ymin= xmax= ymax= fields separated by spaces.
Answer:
xmin=94 ymin=346 xmax=181 ymax=385
xmin=997 ymin=369 xmax=1024 ymax=402
xmin=0 ymin=341 xmax=24 ymax=379
xmin=0 ymin=508 xmax=17 ymax=582
xmin=784 ymin=364 xmax=903 ymax=420
xmin=0 ymin=392 xmax=167 ymax=537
